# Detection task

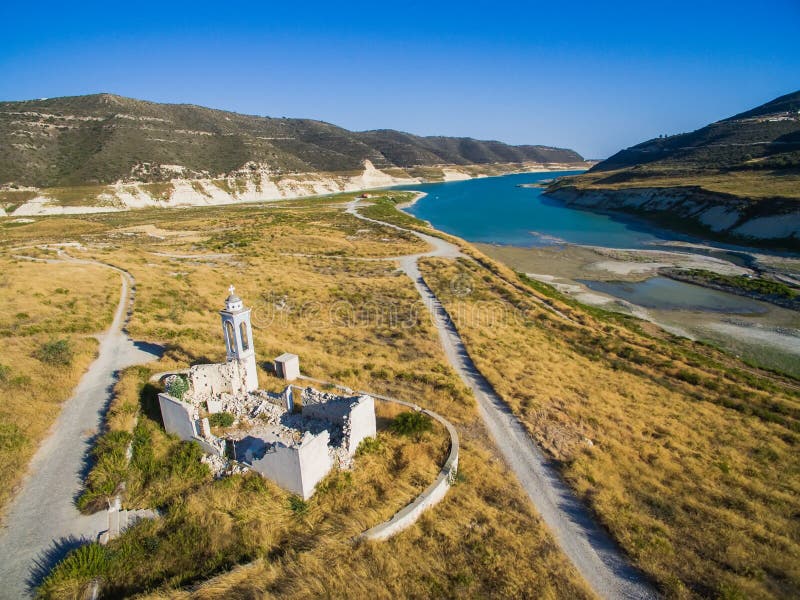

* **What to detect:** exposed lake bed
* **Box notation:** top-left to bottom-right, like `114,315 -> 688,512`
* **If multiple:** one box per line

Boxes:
396,172 -> 800,376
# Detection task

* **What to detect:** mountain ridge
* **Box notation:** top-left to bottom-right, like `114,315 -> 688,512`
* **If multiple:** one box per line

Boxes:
0,93 -> 585,189
545,90 -> 800,248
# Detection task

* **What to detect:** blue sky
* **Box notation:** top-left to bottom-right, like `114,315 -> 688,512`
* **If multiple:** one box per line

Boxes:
0,1 -> 797,158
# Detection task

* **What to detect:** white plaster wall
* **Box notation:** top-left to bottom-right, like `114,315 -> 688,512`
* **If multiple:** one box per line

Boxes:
275,355 -> 300,381
249,430 -> 333,499
250,445 -> 303,496
297,431 -> 334,499
189,360 -> 254,397
158,393 -> 198,440
346,396 -> 377,455
241,354 -> 259,392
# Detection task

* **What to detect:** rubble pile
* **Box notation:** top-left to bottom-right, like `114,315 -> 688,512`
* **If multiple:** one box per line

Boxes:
201,453 -> 249,479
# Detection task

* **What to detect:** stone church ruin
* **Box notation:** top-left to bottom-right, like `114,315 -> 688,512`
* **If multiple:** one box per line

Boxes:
157,286 -> 377,499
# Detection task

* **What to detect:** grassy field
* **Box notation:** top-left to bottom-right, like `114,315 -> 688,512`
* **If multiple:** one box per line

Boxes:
4,190 -> 799,598
0,254 -> 118,511
419,253 -> 800,599
1,192 -> 592,599
557,168 -> 800,200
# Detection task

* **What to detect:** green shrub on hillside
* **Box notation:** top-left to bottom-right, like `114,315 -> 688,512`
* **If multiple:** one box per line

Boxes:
33,339 -> 73,366
390,411 -> 433,440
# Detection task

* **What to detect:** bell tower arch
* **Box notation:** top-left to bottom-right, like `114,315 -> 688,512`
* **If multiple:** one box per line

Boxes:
219,285 -> 258,391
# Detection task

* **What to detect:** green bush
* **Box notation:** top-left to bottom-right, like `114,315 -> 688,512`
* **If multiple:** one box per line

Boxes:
34,338 -> 73,366
356,436 -> 383,455
676,369 -> 701,385
390,411 -> 433,440
208,412 -> 234,428
165,375 -> 189,400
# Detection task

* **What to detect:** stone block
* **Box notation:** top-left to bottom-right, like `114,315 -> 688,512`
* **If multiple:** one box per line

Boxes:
275,353 -> 300,381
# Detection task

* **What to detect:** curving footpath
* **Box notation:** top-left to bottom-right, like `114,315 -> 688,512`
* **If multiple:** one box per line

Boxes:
347,199 -> 657,599
296,376 -> 460,542
0,251 -> 161,599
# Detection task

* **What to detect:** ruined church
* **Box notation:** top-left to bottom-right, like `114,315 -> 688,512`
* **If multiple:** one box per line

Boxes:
157,286 -> 377,499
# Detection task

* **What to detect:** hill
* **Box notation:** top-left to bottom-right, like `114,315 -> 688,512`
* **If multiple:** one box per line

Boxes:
0,93 -> 583,188
546,90 -> 800,248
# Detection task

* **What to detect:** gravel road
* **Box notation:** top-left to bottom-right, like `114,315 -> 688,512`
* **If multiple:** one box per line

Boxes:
0,257 -> 161,599
349,199 -> 657,599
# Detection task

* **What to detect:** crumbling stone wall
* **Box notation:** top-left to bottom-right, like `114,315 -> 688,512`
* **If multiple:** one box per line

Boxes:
344,395 -> 376,455
250,430 -> 332,499
301,390 -> 376,456
188,360 -> 251,399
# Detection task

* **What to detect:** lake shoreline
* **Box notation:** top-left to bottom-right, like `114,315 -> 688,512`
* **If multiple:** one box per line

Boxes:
390,172 -> 799,376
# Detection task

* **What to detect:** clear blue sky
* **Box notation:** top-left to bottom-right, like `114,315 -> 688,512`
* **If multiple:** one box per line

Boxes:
1,0 -> 798,158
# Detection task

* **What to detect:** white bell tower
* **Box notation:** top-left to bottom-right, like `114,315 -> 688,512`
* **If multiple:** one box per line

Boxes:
220,285 -> 258,392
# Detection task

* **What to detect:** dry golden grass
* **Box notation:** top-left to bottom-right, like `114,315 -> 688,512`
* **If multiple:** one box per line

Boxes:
569,168 -> 800,199
9,189 -> 800,598
8,194 -> 591,598
0,256 -> 119,512
420,253 -> 800,599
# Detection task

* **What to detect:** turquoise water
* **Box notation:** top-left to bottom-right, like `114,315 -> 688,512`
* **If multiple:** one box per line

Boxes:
579,277 -> 769,314
396,171 -> 670,249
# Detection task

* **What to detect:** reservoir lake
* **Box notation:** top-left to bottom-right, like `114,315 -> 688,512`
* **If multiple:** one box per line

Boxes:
393,171 -> 800,375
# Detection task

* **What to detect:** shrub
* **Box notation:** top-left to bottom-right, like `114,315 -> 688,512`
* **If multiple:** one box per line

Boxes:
356,436 -> 383,455
34,338 -> 73,366
165,375 -> 189,400
390,411 -> 433,440
0,364 -> 10,383
676,369 -> 701,385
208,412 -> 234,428
39,542 -> 109,596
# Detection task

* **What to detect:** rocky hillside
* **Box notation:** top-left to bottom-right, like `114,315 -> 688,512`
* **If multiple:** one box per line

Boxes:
0,93 -> 583,188
545,90 -> 800,248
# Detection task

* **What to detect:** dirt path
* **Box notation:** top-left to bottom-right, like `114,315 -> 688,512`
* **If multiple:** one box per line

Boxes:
0,253 -> 161,599
347,200 -> 657,599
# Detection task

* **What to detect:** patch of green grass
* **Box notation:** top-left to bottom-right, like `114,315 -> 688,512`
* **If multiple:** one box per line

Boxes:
33,338 -> 73,366
670,269 -> 797,300
359,193 -> 431,229
208,412 -> 234,428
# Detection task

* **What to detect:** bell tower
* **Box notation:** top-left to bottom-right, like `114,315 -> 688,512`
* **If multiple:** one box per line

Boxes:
220,285 -> 258,392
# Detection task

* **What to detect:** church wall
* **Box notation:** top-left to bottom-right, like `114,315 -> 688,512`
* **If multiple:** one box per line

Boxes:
302,395 -> 377,456
296,431 -> 334,498
188,363 -> 234,397
250,444 -> 303,496
158,393 -> 198,441
302,398 -> 351,425
345,396 -> 377,455
249,430 -> 333,499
